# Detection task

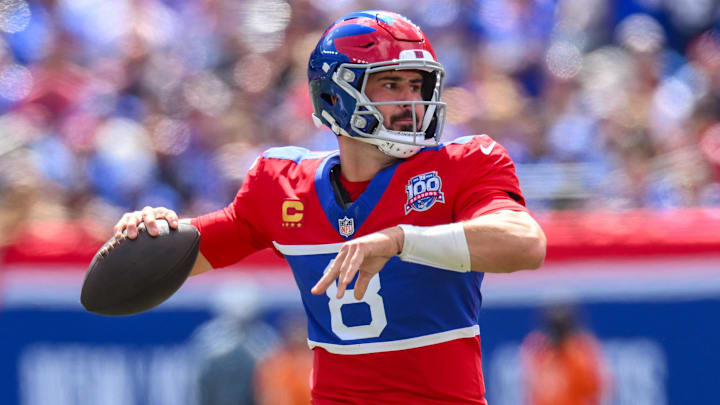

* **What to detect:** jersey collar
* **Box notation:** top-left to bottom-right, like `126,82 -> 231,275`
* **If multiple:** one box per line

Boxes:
315,153 -> 399,240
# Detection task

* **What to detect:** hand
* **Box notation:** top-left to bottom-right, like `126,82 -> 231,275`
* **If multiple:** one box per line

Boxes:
311,227 -> 403,300
113,206 -> 180,239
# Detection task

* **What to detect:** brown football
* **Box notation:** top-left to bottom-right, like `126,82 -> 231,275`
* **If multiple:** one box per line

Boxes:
80,220 -> 200,316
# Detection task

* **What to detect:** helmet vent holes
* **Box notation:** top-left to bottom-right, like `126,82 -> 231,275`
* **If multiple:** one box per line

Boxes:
360,42 -> 375,49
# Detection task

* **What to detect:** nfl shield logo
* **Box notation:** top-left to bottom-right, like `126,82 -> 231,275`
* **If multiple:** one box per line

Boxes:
338,216 -> 355,237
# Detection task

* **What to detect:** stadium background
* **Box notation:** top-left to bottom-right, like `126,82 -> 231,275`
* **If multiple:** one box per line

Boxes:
1,0 -> 719,404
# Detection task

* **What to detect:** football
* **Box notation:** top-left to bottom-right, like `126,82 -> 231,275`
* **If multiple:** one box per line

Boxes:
80,220 -> 200,316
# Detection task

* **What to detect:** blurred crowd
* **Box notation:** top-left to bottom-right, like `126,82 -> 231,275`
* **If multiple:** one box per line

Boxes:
1,0 -> 720,250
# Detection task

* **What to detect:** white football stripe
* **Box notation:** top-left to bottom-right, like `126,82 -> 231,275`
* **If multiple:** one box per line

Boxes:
273,241 -> 344,256
307,325 -> 480,355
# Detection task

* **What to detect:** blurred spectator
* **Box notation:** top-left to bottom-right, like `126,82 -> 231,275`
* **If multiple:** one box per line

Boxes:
197,341 -> 257,405
520,305 -> 609,405
254,311 -> 312,405
1,0 -> 720,260
192,283 -> 279,405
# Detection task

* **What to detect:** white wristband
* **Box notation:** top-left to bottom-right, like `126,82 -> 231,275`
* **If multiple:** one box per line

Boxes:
397,223 -> 471,272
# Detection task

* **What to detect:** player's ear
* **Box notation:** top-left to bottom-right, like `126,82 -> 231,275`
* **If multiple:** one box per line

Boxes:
330,95 -> 338,105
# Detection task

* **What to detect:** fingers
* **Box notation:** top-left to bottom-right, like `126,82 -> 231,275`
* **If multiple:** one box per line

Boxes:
142,206 -> 159,236
152,207 -> 179,229
125,212 -> 143,239
113,211 -> 142,239
354,272 -> 373,300
112,206 -> 180,240
163,209 -> 179,229
337,246 -> 362,299
311,245 -> 367,299
113,213 -> 132,239
311,257 -> 341,295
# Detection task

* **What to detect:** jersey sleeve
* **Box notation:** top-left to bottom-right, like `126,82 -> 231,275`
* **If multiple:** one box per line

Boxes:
453,136 -> 528,221
190,156 -> 272,269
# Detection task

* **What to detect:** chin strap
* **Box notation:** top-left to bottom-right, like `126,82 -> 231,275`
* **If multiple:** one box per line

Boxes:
313,112 -> 424,159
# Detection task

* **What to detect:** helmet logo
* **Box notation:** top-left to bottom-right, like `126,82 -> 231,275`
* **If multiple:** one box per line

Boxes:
399,49 -> 434,61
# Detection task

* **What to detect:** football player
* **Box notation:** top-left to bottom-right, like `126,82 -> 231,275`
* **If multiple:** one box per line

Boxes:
114,10 -> 546,404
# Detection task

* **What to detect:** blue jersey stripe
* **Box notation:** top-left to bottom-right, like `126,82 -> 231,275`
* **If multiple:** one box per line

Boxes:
314,153 -> 399,240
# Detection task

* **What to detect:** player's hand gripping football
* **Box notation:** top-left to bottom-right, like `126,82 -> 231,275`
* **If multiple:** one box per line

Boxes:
311,227 -> 404,300
113,206 -> 180,239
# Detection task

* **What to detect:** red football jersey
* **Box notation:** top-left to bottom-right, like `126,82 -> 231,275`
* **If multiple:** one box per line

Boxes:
192,135 -> 527,404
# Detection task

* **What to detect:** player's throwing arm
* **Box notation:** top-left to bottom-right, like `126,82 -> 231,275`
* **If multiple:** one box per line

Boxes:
312,210 -> 546,300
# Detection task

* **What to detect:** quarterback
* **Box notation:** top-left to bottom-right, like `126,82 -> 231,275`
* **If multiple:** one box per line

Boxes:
114,10 -> 546,404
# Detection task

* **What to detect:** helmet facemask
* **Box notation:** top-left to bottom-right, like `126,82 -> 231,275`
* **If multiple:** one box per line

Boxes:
330,55 -> 447,158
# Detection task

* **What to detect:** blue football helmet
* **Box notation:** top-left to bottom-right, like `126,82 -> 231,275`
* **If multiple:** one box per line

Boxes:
308,10 -> 446,158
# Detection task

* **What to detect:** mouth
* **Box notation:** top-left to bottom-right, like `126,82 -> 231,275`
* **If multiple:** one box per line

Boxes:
390,113 -> 417,130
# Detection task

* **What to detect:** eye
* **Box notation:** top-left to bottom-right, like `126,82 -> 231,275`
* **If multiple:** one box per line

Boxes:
383,82 -> 395,89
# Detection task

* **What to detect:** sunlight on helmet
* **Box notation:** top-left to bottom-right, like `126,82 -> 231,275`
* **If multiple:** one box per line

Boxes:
616,14 -> 665,54
545,41 -> 583,80
0,0 -> 31,33
183,72 -> 233,116
0,64 -> 33,101
148,115 -> 191,156
234,54 -> 273,94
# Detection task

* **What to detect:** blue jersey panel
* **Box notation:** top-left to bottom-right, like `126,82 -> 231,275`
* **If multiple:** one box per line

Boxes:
285,253 -> 484,346
315,154 -> 400,240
